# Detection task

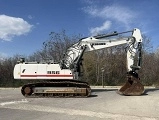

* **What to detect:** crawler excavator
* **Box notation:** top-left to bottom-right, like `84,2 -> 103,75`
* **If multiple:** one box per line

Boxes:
13,28 -> 144,97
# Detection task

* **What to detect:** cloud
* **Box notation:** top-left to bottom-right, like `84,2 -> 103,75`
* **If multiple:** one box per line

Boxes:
0,15 -> 33,41
83,4 -> 137,33
84,5 -> 135,25
90,21 -> 112,35
82,0 -> 99,5
28,15 -> 33,19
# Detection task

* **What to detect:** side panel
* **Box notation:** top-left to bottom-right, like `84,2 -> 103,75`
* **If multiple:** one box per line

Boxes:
45,64 -> 73,79
35,64 -> 47,79
20,64 -> 37,79
14,63 -> 73,80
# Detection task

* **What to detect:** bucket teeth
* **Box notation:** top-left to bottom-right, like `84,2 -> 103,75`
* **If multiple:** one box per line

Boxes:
117,73 -> 144,96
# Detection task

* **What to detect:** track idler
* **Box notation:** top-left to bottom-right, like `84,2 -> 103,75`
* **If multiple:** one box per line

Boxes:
117,71 -> 144,96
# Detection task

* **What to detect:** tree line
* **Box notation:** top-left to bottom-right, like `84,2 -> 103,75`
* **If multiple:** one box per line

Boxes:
0,30 -> 159,87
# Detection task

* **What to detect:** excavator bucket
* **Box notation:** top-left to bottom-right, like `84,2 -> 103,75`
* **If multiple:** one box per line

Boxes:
117,71 -> 144,96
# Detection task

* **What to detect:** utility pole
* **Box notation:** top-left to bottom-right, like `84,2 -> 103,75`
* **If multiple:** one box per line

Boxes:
101,67 -> 105,88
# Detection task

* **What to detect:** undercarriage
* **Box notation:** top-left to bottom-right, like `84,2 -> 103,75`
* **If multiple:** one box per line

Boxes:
21,80 -> 91,97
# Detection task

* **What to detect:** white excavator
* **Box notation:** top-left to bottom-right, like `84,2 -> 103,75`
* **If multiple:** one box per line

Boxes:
14,28 -> 144,97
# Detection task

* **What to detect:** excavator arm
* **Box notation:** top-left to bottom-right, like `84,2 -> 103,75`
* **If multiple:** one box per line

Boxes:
60,28 -> 144,95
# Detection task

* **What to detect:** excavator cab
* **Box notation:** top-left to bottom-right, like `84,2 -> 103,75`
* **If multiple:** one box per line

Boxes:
117,71 -> 144,96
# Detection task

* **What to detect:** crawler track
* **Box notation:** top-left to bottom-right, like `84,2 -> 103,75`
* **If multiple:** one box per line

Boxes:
21,80 -> 91,98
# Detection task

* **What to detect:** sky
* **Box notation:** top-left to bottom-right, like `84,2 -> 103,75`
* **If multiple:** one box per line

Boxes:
0,0 -> 159,57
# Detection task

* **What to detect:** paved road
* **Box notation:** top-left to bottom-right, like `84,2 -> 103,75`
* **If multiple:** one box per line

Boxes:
0,87 -> 159,120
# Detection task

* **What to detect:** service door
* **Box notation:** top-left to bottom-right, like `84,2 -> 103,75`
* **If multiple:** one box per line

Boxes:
20,64 -> 37,79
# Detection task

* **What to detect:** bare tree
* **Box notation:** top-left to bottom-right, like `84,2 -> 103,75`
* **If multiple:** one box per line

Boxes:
37,30 -> 81,62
